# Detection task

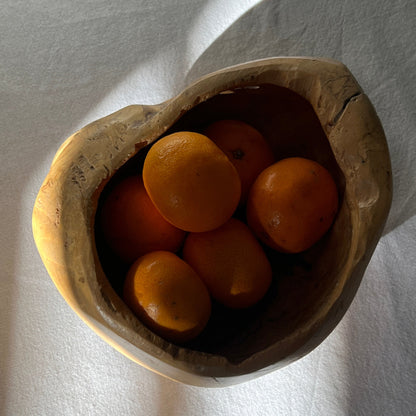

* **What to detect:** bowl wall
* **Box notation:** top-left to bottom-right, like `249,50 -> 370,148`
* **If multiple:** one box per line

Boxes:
33,57 -> 392,387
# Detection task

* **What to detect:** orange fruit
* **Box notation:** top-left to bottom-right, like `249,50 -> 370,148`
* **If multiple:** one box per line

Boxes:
246,157 -> 339,253
204,120 -> 275,202
123,251 -> 211,344
182,218 -> 272,309
100,176 -> 186,263
143,131 -> 241,232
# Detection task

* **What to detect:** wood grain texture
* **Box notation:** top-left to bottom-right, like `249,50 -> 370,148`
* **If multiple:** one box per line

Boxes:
32,57 -> 392,387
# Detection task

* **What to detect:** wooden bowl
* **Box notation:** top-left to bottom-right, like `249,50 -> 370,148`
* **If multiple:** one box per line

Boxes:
32,57 -> 392,387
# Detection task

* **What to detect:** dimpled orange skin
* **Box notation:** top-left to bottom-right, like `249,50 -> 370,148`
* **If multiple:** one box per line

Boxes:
142,132 -> 241,232
100,176 -> 186,263
182,218 -> 272,309
123,251 -> 212,344
204,120 -> 275,203
247,157 -> 339,254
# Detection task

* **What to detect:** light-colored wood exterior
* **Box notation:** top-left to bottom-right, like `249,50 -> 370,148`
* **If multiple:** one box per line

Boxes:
32,57 -> 392,387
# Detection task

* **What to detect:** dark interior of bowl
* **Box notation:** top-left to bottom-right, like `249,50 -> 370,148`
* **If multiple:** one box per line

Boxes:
94,84 -> 350,365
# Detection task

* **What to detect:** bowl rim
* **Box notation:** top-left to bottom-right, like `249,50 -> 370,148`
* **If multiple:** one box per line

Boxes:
32,56 -> 392,387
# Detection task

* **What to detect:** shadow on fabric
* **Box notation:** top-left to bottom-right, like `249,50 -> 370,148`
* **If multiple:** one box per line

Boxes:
174,0 -> 415,413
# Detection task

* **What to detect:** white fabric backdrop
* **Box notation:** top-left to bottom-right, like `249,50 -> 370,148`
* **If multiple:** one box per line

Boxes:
1,1 -> 415,415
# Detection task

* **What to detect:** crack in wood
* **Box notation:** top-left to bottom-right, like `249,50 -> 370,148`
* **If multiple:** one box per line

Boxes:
332,92 -> 362,125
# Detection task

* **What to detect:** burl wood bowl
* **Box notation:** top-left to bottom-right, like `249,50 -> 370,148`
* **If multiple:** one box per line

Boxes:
32,57 -> 392,387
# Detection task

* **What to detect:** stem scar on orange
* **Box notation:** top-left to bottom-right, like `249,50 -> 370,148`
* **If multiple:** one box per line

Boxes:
246,157 -> 339,253
123,251 -> 211,344
204,120 -> 275,203
182,218 -> 272,309
100,176 -> 186,263
142,131 -> 241,232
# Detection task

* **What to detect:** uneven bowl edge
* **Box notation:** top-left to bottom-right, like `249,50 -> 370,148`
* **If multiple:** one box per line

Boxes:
32,57 -> 392,387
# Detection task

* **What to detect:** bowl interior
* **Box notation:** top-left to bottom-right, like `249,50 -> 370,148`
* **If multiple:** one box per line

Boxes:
94,84 -> 351,365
